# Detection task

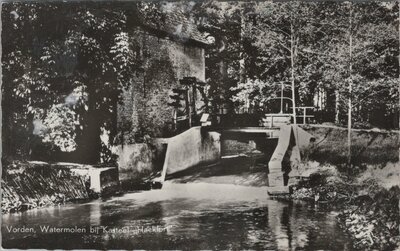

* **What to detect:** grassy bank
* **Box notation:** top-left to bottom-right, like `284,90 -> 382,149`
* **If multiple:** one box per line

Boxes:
1,161 -> 90,214
293,161 -> 400,250
293,126 -> 400,250
302,125 -> 399,166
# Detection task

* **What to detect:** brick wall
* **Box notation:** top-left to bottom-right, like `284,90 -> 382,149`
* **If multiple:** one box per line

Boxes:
117,30 -> 206,143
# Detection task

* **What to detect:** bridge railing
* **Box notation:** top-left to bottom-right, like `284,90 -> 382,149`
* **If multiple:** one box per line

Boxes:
175,105 -> 316,132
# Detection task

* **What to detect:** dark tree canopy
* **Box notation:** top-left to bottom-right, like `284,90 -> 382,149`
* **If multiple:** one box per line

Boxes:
2,1 -> 399,163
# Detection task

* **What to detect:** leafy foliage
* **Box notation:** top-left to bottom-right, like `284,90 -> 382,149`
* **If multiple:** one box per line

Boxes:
196,1 -> 398,128
2,2 -> 143,162
2,1 -> 399,162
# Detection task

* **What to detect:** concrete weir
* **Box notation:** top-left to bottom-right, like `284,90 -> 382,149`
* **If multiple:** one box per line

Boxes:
158,126 -> 221,182
157,125 -> 314,193
268,125 -> 314,192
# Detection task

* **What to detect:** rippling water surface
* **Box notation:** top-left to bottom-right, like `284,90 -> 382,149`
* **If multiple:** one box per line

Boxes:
2,182 -> 354,250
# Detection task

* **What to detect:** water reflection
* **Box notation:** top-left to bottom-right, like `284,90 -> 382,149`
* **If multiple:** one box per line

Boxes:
2,182 -> 354,250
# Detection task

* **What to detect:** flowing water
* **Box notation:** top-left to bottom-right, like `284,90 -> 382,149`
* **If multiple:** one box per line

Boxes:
2,182 -> 355,250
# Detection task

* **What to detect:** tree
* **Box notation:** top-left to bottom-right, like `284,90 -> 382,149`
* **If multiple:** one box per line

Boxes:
2,2 -> 146,163
192,1 -> 245,114
232,1 -> 320,120
232,1 -> 398,131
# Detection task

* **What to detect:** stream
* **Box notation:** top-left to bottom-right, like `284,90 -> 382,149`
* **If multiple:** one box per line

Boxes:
2,181 -> 355,250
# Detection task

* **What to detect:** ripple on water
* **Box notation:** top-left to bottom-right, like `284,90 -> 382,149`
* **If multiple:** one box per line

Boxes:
2,182 -> 355,250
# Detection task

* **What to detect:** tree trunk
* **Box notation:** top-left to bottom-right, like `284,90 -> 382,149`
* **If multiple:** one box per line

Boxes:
239,12 -> 246,85
75,84 -> 101,164
347,3 -> 353,166
240,11 -> 248,112
335,89 -> 340,124
290,19 -> 297,125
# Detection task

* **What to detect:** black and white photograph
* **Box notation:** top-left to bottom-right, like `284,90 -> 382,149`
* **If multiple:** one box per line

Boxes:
1,1 -> 400,250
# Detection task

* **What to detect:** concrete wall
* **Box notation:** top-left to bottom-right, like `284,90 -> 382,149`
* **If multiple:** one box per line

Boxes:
115,142 -> 167,185
117,28 -> 206,143
268,125 -> 315,187
161,127 -> 221,179
44,162 -> 119,195
295,125 -> 316,154
88,167 -> 119,194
